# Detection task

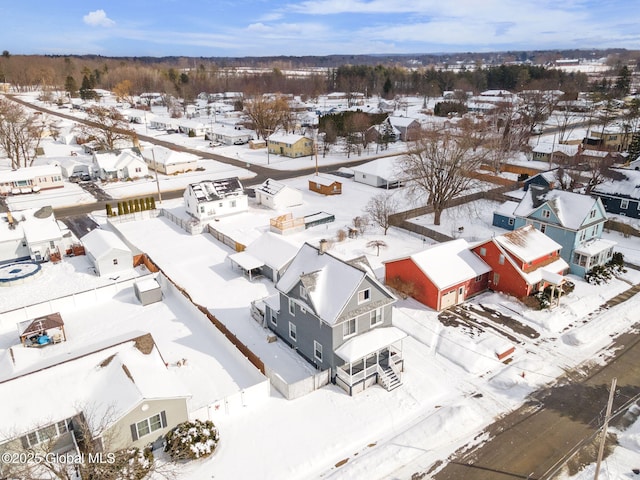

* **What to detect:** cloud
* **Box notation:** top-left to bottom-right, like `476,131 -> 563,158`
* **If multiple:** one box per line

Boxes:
83,10 -> 115,27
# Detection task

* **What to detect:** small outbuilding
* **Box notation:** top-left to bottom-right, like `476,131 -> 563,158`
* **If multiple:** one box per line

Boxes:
254,178 -> 303,209
81,229 -> 133,277
18,312 -> 66,347
134,276 -> 162,306
308,175 -> 342,195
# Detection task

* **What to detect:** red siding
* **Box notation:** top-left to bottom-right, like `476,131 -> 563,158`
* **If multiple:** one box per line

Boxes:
385,258 -> 488,311
473,241 -> 531,298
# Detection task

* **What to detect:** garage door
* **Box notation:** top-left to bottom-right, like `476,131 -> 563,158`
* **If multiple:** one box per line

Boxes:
440,289 -> 458,309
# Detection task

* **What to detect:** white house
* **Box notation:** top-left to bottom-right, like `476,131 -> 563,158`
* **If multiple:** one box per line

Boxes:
92,150 -> 148,181
81,228 -> 133,277
0,206 -> 72,264
206,124 -> 254,146
254,178 -> 303,209
0,165 -> 64,195
149,116 -> 180,132
141,146 -> 198,175
228,232 -> 299,282
183,178 -> 248,221
352,156 -> 406,188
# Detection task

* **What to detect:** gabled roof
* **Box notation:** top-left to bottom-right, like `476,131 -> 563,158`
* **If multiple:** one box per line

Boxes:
20,206 -> 62,243
388,239 -> 491,290
309,174 -> 341,186
0,334 -> 189,442
187,177 -> 244,202
531,144 -> 578,156
276,243 -> 394,325
514,188 -> 604,230
352,156 -> 405,181
493,225 -> 562,263
591,168 -> 640,200
268,132 -> 310,144
141,146 -> 197,166
387,116 -> 419,128
0,164 -> 62,181
81,228 -> 131,259
93,150 -> 143,172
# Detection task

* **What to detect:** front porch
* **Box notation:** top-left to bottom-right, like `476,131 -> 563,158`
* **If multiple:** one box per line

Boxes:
334,327 -> 406,396
571,239 -> 617,276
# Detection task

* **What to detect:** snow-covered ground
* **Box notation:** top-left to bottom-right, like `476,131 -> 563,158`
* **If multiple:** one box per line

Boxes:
2,92 -> 640,479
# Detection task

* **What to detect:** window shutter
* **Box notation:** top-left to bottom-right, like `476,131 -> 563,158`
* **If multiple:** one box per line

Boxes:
160,411 -> 167,428
130,424 -> 138,441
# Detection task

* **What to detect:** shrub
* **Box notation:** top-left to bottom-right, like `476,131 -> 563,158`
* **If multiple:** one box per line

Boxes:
164,419 -> 220,461
336,229 -> 347,242
585,254 -> 626,285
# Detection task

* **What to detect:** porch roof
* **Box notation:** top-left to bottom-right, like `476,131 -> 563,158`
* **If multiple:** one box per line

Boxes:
335,326 -> 406,363
228,251 -> 264,271
573,238 -> 617,256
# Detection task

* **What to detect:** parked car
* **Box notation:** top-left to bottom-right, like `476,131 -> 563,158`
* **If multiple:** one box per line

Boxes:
233,139 -> 248,145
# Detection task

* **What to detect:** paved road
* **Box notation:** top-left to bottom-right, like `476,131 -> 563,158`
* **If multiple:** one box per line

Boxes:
432,289 -> 640,480
6,95 -> 392,218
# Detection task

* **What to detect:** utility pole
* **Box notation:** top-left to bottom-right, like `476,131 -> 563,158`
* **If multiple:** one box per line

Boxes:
594,377 -> 617,480
144,111 -> 162,204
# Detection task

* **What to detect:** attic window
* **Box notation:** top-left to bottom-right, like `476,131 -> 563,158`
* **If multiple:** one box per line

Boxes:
589,209 -> 596,218
299,286 -> 307,299
479,247 -> 487,257
542,210 -> 550,218
358,288 -> 371,304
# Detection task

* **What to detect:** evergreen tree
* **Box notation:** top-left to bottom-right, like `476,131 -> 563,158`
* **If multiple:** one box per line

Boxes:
628,133 -> 640,162
64,76 -> 78,98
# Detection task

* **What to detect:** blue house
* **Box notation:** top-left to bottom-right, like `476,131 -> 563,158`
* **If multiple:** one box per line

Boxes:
264,241 -> 405,395
513,186 -> 616,277
492,200 -> 520,230
590,168 -> 640,219
523,168 -> 575,192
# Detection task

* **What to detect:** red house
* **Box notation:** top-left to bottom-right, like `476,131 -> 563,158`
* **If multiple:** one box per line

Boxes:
471,225 -> 568,299
384,239 -> 491,311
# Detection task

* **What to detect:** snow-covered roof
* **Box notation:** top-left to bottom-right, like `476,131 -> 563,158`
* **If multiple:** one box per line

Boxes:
0,164 -> 62,182
387,116 -> 419,128
255,178 -> 288,197
573,238 -> 617,256
398,239 -> 492,290
592,168 -> 640,199
532,143 -> 578,156
135,276 -> 161,293
93,150 -> 143,172
276,243 -> 393,326
141,146 -> 197,166
335,326 -> 407,363
268,132 -> 310,144
81,228 -> 131,259
309,174 -> 340,187
228,251 -> 264,271
494,225 -> 562,263
14,206 -> 62,244
494,200 -> 519,216
514,188 -> 603,230
0,335 -> 189,441
245,232 -> 298,270
352,156 -> 405,181
187,177 -> 244,202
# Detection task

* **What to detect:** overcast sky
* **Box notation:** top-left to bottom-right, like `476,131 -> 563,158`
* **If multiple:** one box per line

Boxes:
2,0 -> 639,57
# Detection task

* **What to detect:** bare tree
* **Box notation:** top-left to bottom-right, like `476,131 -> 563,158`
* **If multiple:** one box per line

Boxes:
243,95 -> 291,140
0,98 -> 48,169
400,128 -> 487,225
364,192 -> 400,235
113,79 -> 137,107
78,105 -> 137,151
366,239 -> 388,256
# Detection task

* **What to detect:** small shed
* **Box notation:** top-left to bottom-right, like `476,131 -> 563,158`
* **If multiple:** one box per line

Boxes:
18,313 -> 66,347
308,175 -> 342,195
134,277 -> 162,306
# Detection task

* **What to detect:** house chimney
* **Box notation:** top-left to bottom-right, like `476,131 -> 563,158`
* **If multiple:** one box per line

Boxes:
318,239 -> 328,254
530,184 -> 549,209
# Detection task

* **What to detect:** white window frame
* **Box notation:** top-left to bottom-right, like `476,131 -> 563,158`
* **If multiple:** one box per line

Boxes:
270,311 -> 277,326
542,210 -> 550,218
288,298 -> 295,316
134,412 -> 164,439
493,273 -> 500,285
289,322 -> 297,342
479,247 -> 487,256
621,199 -> 629,209
370,308 -> 383,327
299,285 -> 307,299
343,318 -> 356,339
314,340 -> 323,362
357,288 -> 371,304
541,224 -> 547,233
498,254 -> 505,265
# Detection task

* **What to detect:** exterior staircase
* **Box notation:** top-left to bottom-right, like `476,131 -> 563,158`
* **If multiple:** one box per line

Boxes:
377,365 -> 402,391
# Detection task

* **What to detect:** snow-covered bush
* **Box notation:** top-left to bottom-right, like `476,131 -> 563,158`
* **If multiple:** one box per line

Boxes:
164,419 -> 220,461
585,254 -> 626,285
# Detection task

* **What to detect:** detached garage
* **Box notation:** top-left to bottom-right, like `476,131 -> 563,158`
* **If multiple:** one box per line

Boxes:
81,229 -> 133,277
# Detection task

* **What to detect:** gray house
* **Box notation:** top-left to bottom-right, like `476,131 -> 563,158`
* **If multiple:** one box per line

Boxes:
264,241 -> 405,395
